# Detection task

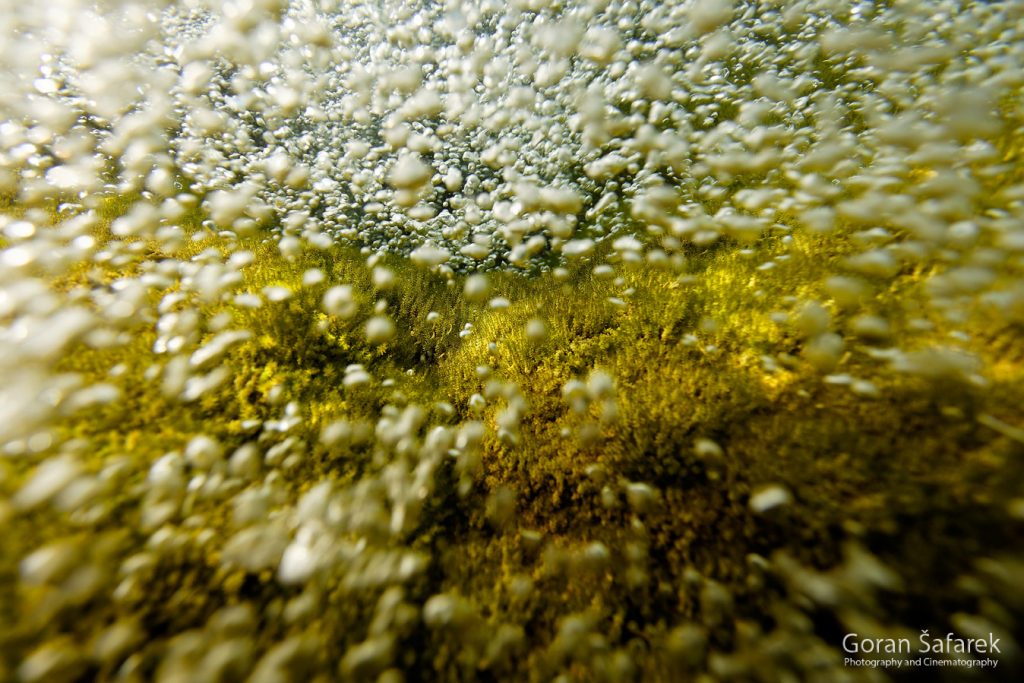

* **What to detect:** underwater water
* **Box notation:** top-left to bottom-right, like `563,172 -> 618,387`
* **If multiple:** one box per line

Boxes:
1,0 -> 1024,680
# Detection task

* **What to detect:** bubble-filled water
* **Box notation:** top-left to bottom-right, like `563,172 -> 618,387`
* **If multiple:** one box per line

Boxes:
2,0 -> 1024,680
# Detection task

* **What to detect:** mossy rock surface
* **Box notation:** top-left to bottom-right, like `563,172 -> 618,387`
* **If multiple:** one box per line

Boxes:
2,195 -> 1023,682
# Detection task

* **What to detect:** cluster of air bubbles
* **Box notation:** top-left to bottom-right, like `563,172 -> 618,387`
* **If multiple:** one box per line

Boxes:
3,0 -> 1021,274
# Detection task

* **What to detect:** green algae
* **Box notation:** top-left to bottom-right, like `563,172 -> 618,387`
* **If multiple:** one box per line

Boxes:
1,196 -> 1023,682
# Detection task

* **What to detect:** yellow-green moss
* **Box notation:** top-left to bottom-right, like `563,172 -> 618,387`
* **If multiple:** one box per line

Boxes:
2,193 -> 1024,681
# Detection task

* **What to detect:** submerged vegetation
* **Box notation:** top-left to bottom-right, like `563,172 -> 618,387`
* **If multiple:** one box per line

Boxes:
3,191 -> 1023,681
2,0 -> 1024,680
